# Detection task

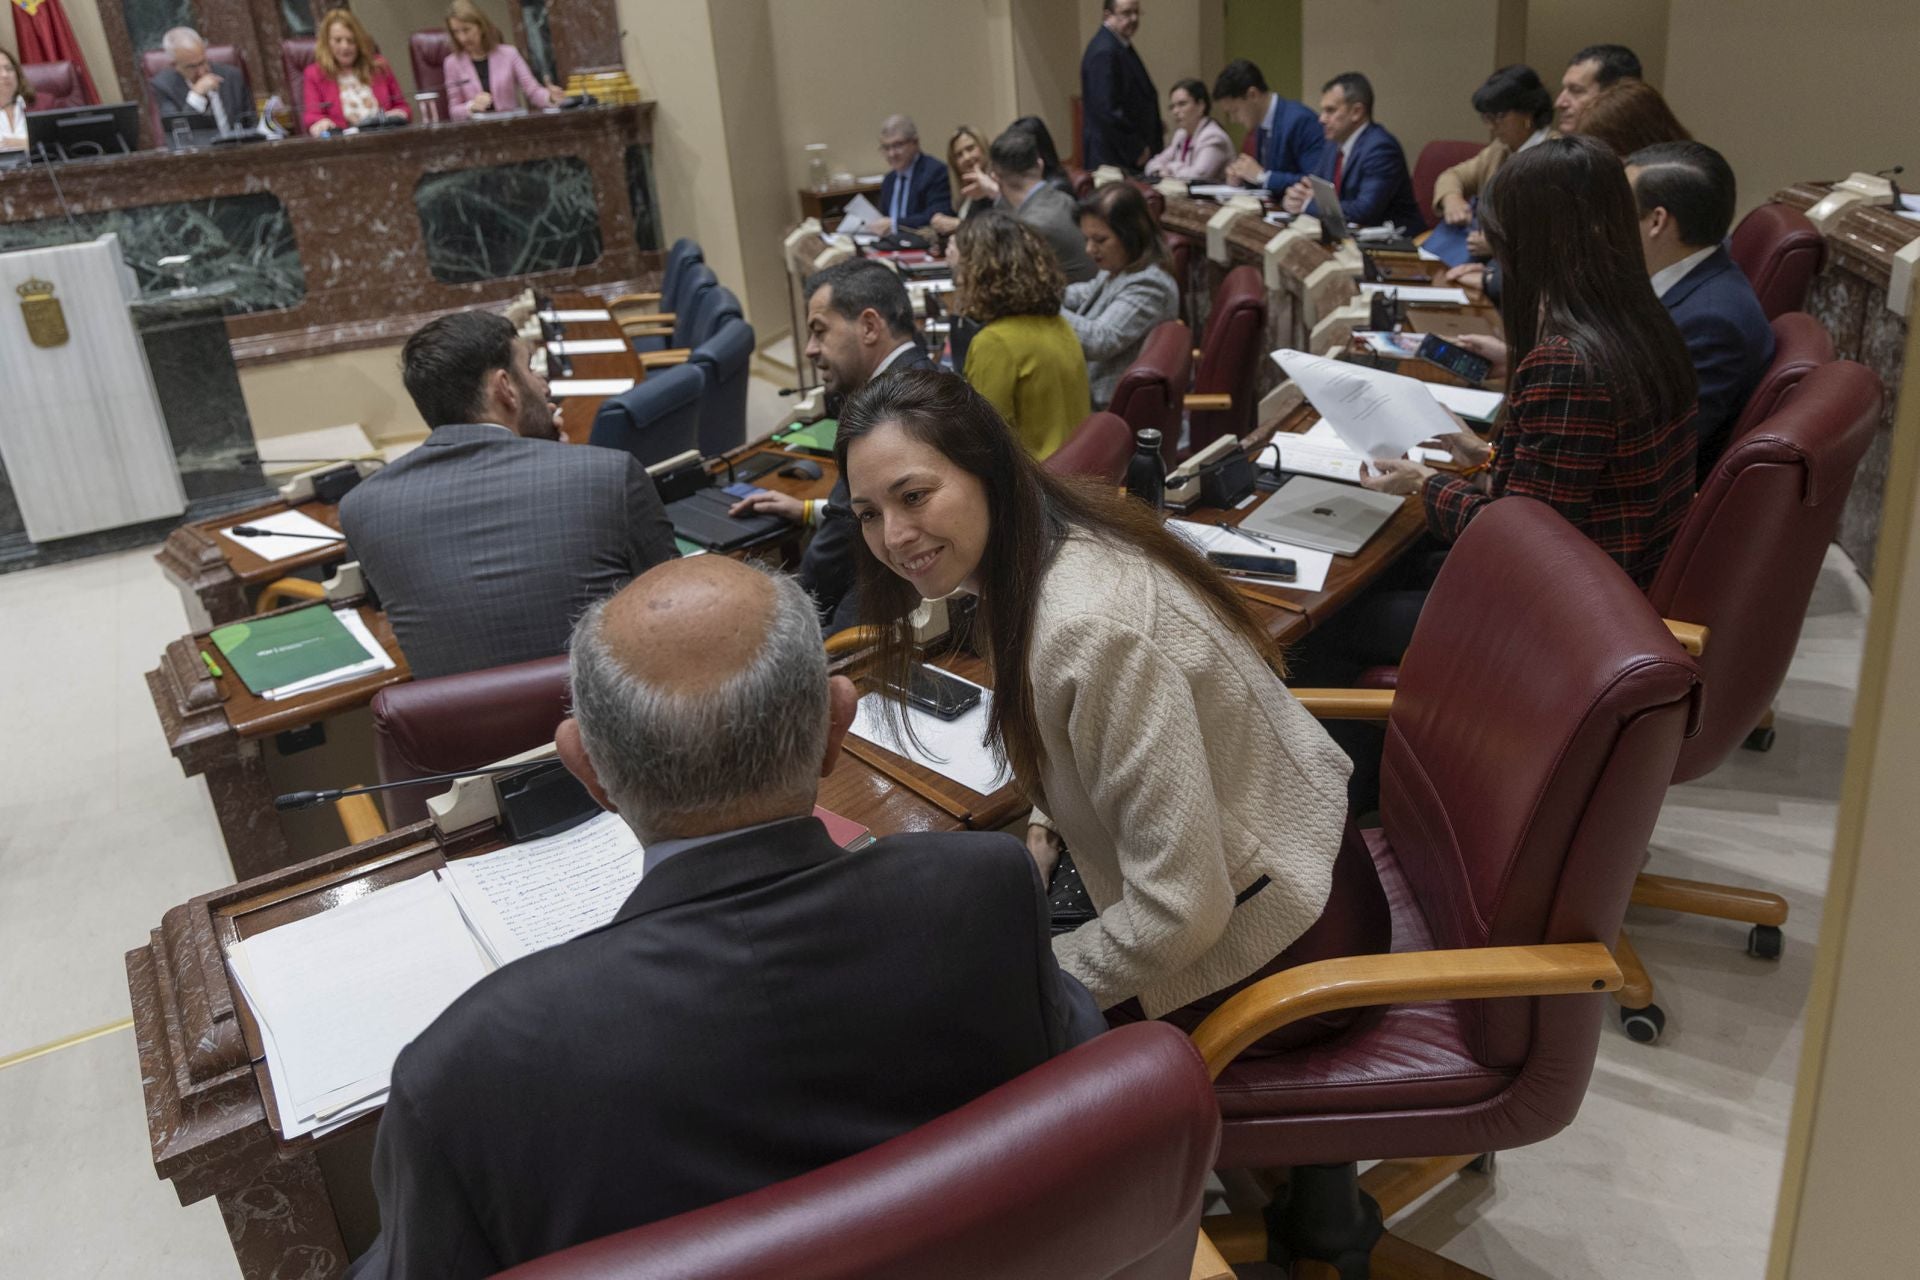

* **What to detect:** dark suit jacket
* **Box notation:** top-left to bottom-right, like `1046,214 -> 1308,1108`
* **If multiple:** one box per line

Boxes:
348,817 -> 1091,1280
803,346 -> 934,633
1660,246 -> 1775,482
1080,25 -> 1160,170
1255,94 -> 1329,194
1308,121 -> 1426,233
338,423 -> 677,679
877,151 -> 954,229
149,63 -> 252,128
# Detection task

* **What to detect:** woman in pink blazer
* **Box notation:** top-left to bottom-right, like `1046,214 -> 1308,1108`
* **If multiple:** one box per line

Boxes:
304,8 -> 410,135
1143,79 -> 1233,183
442,0 -> 562,121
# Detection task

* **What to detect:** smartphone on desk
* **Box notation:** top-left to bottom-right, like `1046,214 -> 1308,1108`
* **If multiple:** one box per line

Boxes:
891,663 -> 983,721
1206,549 -> 1298,582
1416,333 -> 1493,385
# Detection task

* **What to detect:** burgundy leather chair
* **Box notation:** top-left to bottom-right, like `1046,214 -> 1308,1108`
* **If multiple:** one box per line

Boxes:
408,28 -> 453,119
1729,202 -> 1826,320
1726,311 -> 1834,443
1162,232 -> 1193,321
1108,320 -> 1190,466
23,60 -> 89,110
1194,497 -> 1699,1274
495,1022 -> 1218,1280
280,37 -> 317,120
1188,265 -> 1266,458
1046,412 -> 1135,485
1067,165 -> 1096,200
141,44 -> 249,142
369,654 -> 571,828
1410,139 -> 1484,228
1609,359 -> 1882,1039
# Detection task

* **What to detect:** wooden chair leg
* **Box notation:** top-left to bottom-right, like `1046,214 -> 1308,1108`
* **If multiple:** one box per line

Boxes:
1631,872 -> 1790,927
1359,1155 -> 1477,1218
1613,930 -> 1654,1007
1192,1228 -> 1235,1280
1204,1209 -> 1270,1264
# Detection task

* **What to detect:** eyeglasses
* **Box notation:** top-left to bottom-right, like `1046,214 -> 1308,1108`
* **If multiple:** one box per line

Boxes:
878,139 -> 916,154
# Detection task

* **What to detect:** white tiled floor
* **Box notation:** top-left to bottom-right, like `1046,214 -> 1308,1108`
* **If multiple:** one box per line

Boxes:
0,540 -> 1867,1278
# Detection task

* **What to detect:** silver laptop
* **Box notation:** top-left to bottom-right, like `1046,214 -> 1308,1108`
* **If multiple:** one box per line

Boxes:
1240,475 -> 1401,556
1308,175 -> 1350,241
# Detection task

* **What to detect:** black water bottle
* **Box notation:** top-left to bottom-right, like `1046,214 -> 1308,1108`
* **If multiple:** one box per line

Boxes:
1124,428 -> 1167,510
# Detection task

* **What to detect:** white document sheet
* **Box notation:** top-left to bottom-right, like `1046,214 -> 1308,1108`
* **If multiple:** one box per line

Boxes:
850,676 -> 1012,796
1272,349 -> 1460,461
548,337 -> 629,355
260,608 -> 395,700
1358,282 -> 1471,305
1423,383 -> 1505,423
1169,518 -> 1333,592
538,308 -> 614,322
836,193 -> 885,233
548,378 -> 636,397
440,812 -> 645,966
219,508 -> 344,563
1190,184 -> 1256,201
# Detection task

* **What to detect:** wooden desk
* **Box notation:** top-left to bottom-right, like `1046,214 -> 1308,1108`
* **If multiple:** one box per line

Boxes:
157,498 -> 352,628
542,289 -> 649,437
799,179 -> 883,223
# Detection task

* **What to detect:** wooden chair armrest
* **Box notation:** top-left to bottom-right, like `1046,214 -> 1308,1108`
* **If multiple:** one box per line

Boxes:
1191,1230 -> 1235,1280
1664,618 -> 1708,656
637,348 -> 693,368
1292,688 -> 1394,720
611,309 -> 674,325
619,322 -> 675,338
257,577 -> 328,611
1185,393 -> 1233,411
607,291 -> 661,308
334,792 -> 389,845
824,625 -> 889,658
1189,942 -> 1622,1078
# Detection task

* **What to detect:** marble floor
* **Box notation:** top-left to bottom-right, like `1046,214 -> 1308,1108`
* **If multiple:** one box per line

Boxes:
0,523 -> 1867,1277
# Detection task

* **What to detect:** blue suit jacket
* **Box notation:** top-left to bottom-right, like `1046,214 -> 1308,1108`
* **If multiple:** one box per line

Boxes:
1306,122 -> 1426,233
1257,95 -> 1329,194
877,152 -> 954,229
1661,246 -> 1775,482
1080,25 -> 1161,169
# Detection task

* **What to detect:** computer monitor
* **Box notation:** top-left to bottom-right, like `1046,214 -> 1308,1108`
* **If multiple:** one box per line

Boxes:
26,103 -> 141,162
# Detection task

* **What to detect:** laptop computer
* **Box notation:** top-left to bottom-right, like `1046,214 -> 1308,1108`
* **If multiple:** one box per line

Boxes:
1239,475 -> 1402,556
665,487 -> 788,552
1308,175 -> 1350,243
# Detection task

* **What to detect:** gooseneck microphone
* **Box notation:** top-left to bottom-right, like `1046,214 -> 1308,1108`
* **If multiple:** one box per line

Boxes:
275,761 -> 550,811
229,525 -> 343,541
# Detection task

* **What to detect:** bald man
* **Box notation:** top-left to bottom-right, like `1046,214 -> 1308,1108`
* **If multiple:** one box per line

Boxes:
351,559 -> 1101,1280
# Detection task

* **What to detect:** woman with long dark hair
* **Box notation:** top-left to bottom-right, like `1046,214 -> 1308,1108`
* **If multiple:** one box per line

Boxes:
837,370 -> 1375,1034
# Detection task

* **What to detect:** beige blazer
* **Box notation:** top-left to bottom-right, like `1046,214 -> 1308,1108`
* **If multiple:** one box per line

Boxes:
1431,140 -> 1510,211
1028,535 -> 1351,1016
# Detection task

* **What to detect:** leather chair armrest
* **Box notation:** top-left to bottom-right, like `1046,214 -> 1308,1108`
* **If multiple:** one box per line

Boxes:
334,793 -> 389,844
637,348 -> 693,369
1292,688 -> 1395,720
257,577 -> 328,611
1184,393 -> 1234,411
1664,619 -> 1708,655
1189,942 -> 1622,1078
608,291 -> 662,308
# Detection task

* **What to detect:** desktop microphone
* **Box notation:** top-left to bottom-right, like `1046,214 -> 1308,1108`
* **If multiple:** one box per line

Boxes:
229,525 -> 343,541
274,760 -> 555,811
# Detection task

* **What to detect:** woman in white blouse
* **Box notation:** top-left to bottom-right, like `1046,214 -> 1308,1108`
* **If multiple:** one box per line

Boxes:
1143,78 -> 1231,183
0,50 -> 33,153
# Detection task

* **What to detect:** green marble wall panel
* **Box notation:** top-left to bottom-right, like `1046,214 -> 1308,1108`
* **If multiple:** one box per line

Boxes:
0,193 -> 304,314
280,0 -> 316,37
122,0 -> 198,55
624,144 -> 660,252
413,155 -> 602,284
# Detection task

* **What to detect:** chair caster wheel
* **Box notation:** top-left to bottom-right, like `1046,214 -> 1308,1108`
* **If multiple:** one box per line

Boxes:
1743,726 -> 1777,752
1747,924 -> 1784,960
1466,1152 -> 1496,1176
1620,1003 -> 1666,1044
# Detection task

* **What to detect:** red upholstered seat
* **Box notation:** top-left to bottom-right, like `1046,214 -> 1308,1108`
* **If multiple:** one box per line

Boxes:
22,60 -> 90,110
1190,265 -> 1266,457
1067,165 -> 1096,199
1163,232 -> 1193,321
1729,203 -> 1825,321
494,1022 -> 1218,1280
1727,311 -> 1834,444
370,654 -> 572,827
407,28 -> 453,119
141,44 -> 249,142
1410,139 -> 1483,229
1047,411 -> 1135,486
279,38 -> 316,119
1108,320 -> 1189,466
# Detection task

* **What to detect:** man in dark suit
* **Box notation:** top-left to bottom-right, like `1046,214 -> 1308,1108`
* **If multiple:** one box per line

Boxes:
348,557 -> 1101,1279
149,27 -> 253,134
869,114 -> 952,235
339,311 -> 677,679
1280,72 -> 1426,233
1629,140 -> 1775,481
1080,0 -> 1160,172
730,259 -> 930,632
1215,58 -> 1327,195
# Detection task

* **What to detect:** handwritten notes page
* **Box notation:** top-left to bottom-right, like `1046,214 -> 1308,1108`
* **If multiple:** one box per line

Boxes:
850,676 -> 1014,795
441,812 -> 646,965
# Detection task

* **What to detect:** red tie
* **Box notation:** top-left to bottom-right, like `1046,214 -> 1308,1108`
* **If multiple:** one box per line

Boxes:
1332,149 -> 1345,190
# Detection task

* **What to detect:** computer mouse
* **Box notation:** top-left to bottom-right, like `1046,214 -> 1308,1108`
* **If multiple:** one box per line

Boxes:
778,459 -> 824,481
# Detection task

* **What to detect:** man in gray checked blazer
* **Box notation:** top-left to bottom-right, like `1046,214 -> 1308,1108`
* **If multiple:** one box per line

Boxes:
341,312 -> 678,680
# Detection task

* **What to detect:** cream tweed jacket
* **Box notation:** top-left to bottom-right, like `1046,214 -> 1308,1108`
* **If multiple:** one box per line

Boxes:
1030,535 -> 1352,1016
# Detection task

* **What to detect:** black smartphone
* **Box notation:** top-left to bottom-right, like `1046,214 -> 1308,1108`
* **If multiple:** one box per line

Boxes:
894,663 -> 983,721
1206,550 -> 1298,582
1416,332 -> 1493,385
733,452 -> 786,483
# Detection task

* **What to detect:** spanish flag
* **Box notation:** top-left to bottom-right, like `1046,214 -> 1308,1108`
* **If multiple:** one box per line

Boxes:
11,0 -> 100,105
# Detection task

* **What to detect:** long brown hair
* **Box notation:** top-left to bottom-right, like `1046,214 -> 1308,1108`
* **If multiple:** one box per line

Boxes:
316,8 -> 386,81
1578,79 -> 1690,158
952,209 -> 1064,323
946,124 -> 989,205
1482,134 -> 1695,430
836,369 -> 1284,789
445,0 -> 503,56
1,49 -> 34,108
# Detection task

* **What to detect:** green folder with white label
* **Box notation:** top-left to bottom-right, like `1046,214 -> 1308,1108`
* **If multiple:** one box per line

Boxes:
210,606 -> 370,697
773,418 -> 839,457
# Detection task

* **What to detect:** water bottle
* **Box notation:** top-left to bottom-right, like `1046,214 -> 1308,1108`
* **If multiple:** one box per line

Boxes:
1124,429 -> 1166,510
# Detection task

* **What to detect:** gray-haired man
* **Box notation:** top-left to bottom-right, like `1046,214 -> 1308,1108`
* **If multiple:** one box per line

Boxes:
351,557 -> 1102,1280
869,111 -> 953,235
149,27 -> 252,135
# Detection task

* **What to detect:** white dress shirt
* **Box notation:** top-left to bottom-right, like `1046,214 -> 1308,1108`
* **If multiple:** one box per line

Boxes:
1,97 -> 29,151
1649,244 -> 1717,299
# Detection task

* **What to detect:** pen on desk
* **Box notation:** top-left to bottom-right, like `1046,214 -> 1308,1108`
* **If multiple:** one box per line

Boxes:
200,650 -> 224,678
1214,519 -> 1291,551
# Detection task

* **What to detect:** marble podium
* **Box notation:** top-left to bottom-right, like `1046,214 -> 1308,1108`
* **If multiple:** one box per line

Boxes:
0,235 -> 185,542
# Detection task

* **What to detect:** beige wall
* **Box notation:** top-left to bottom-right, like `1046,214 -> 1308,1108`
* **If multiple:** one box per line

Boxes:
1300,0 -> 1502,159
1011,0 -> 1081,149
710,0 -> 793,340
1665,0 -> 1920,217
1524,0 -> 1668,90
239,345 -> 423,445
2,0 -> 122,102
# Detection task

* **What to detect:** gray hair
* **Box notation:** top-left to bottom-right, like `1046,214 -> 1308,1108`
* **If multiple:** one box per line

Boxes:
880,113 -> 918,143
569,568 -> 829,835
162,27 -> 206,56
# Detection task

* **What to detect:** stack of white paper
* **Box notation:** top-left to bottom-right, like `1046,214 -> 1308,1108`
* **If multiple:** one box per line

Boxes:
220,509 -> 344,563
1271,348 -> 1461,461
548,378 -> 636,397
260,609 -> 395,700
1169,518 -> 1333,592
836,193 -> 885,233
1358,282 -> 1472,305
1258,421 -> 1449,484
1423,383 -> 1505,423
538,308 -> 613,323
1190,183 -> 1257,201
850,676 -> 1012,795
442,813 -> 644,966
547,337 -> 630,355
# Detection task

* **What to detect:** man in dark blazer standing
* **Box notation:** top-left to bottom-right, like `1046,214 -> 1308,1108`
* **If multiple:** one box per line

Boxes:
348,557 -> 1102,1279
1629,140 -> 1775,481
1281,72 -> 1426,233
870,114 -> 952,234
1080,0 -> 1160,172
339,311 -> 677,679
149,27 -> 253,133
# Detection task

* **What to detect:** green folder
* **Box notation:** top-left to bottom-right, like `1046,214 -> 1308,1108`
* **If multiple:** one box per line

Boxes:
210,606 -> 370,696
773,418 -> 839,457
673,536 -> 708,557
